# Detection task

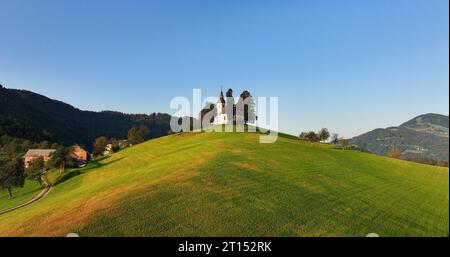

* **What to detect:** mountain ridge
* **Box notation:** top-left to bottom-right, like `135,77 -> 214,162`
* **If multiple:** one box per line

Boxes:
349,113 -> 449,161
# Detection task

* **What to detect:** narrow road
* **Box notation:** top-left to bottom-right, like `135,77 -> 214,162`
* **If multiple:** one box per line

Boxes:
0,175 -> 52,215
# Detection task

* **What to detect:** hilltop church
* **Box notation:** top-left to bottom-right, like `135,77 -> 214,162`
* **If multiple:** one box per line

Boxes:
212,87 -> 253,125
216,89 -> 228,124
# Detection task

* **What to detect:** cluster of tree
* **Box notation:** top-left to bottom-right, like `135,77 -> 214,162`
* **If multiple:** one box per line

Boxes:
326,132 -> 350,150
0,114 -> 54,143
387,147 -> 448,167
92,124 -> 149,158
92,136 -> 109,157
298,129 -> 351,150
0,135 -> 60,160
338,138 -> 349,150
405,157 -> 448,167
92,136 -> 125,157
299,128 -> 331,142
127,124 -> 150,145
236,90 -> 257,125
47,146 -> 78,174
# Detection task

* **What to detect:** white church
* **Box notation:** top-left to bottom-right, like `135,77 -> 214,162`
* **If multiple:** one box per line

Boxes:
216,88 -> 229,125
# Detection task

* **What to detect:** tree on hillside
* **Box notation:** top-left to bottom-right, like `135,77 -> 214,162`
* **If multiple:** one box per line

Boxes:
39,140 -> 51,149
299,131 -> 317,142
93,136 -> 109,157
236,90 -> 256,125
318,128 -> 330,142
225,88 -> 236,122
4,140 -> 22,158
128,125 -> 150,145
331,133 -> 339,144
25,156 -> 45,185
110,139 -> 121,153
226,88 -> 233,98
387,148 -> 402,159
48,146 -> 75,174
300,131 -> 320,142
22,140 -> 32,152
299,132 -> 307,140
200,102 -> 215,127
0,157 -> 25,198
339,138 -> 349,150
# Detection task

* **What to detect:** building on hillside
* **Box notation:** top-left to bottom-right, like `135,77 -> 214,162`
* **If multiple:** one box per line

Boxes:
103,140 -> 130,155
103,143 -> 113,156
118,139 -> 131,149
71,145 -> 88,161
24,149 -> 56,168
216,88 -> 228,125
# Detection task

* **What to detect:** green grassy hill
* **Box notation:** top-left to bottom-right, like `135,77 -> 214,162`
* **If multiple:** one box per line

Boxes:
0,180 -> 42,211
0,131 -> 448,236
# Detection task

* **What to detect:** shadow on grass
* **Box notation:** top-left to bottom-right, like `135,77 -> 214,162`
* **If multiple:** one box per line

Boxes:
52,156 -> 126,186
52,170 -> 82,186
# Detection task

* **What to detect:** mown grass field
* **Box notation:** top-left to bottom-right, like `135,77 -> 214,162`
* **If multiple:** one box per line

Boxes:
0,131 -> 448,236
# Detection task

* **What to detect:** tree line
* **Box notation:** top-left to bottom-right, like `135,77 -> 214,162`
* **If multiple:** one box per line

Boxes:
298,128 -> 349,150
92,124 -> 150,158
387,147 -> 448,167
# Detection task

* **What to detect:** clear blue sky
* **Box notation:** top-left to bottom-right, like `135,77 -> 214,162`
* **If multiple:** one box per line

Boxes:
0,0 -> 448,137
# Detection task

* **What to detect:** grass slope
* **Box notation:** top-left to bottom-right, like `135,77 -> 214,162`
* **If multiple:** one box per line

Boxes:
0,132 -> 448,236
0,180 -> 43,211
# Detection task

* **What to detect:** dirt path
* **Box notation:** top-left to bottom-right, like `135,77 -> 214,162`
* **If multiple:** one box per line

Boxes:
0,176 -> 52,215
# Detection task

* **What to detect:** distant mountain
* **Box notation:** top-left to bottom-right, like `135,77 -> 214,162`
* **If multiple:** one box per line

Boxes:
349,113 -> 449,161
0,84 -> 172,149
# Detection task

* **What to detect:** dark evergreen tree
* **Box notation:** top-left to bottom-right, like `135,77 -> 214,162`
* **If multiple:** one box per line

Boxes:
237,90 -> 256,125
225,88 -> 236,122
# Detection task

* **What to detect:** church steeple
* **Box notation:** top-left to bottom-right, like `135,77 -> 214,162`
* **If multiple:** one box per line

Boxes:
218,86 -> 225,104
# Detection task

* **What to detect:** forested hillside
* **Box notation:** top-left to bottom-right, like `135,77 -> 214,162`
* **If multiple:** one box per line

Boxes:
349,113 -> 449,162
0,85 -> 172,149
